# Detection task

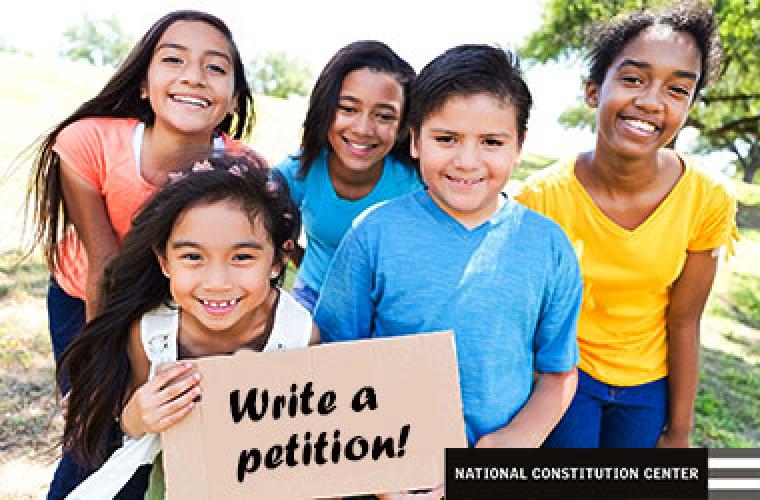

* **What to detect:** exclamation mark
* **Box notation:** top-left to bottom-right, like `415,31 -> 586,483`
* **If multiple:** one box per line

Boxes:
397,424 -> 411,458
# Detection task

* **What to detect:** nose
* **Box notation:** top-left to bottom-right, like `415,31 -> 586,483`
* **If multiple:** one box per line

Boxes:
454,140 -> 480,170
203,263 -> 232,291
350,111 -> 374,136
180,61 -> 207,87
634,84 -> 663,112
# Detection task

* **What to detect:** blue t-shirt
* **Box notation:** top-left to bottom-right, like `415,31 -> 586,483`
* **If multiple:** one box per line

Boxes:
276,149 -> 422,293
314,190 -> 582,445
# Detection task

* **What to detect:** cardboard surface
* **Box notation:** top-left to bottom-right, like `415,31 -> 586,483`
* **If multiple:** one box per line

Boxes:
162,331 -> 466,499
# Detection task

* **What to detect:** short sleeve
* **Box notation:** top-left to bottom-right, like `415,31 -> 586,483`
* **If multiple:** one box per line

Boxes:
274,154 -> 305,205
313,226 -> 375,343
689,180 -> 738,255
534,229 -> 582,372
52,119 -> 106,187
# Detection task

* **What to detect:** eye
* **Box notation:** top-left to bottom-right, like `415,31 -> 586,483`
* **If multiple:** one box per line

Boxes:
337,104 -> 357,114
434,135 -> 455,144
483,138 -> 504,147
232,253 -> 254,262
376,112 -> 398,122
668,86 -> 691,98
621,75 -> 643,85
161,55 -> 183,65
179,252 -> 202,262
206,63 -> 227,75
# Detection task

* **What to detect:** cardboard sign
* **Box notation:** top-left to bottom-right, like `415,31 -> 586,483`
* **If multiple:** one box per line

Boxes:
162,331 -> 467,499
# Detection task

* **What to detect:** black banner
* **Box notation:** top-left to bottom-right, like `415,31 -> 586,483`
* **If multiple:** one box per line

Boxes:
445,448 -> 707,499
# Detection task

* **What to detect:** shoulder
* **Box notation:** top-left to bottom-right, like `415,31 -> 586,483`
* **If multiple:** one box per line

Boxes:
353,192 -> 419,230
517,157 -> 576,198
56,117 -> 137,147
681,155 -> 735,201
508,199 -> 572,243
274,152 -> 305,178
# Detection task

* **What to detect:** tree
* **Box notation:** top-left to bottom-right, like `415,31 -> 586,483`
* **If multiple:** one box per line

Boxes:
248,51 -> 312,99
521,0 -> 760,183
61,15 -> 133,68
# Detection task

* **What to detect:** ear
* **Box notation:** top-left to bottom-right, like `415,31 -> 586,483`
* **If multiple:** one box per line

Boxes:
410,128 -> 420,159
227,91 -> 239,116
140,80 -> 149,100
154,247 -> 170,278
584,79 -> 599,109
270,260 -> 283,280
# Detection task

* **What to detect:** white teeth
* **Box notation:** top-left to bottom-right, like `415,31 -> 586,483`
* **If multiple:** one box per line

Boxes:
172,95 -> 210,108
201,299 -> 239,307
447,175 -> 482,185
625,118 -> 657,132
345,139 -> 373,151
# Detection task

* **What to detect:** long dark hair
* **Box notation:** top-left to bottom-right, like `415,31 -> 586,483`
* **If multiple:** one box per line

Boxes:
27,10 -> 254,274
297,40 -> 416,178
58,152 -> 299,467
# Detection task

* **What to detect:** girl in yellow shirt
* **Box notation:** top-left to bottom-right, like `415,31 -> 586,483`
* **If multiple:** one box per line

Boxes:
517,1 -> 737,448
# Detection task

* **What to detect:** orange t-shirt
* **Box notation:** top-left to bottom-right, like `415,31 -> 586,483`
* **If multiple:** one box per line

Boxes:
52,117 -> 247,299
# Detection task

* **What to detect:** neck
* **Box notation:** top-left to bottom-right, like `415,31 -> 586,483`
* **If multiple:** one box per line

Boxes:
585,145 -> 662,195
327,151 -> 384,201
142,125 -> 216,182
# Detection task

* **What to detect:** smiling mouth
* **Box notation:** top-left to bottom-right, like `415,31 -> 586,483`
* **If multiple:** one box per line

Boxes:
171,94 -> 211,108
621,117 -> 659,134
343,137 -> 378,154
445,174 -> 484,186
198,298 -> 241,315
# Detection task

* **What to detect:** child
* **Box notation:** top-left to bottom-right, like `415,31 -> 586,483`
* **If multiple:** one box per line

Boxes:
516,0 -> 737,448
59,153 -> 317,498
275,41 -> 422,312
314,45 -> 582,495
27,11 -> 259,497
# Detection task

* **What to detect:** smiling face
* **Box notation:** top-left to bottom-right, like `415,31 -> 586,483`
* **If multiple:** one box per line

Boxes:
412,93 -> 521,229
157,199 -> 279,337
143,20 -> 237,141
326,67 -> 404,177
587,25 -> 701,160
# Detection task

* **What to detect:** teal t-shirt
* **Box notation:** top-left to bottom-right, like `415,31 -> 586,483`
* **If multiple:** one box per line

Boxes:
275,149 -> 422,293
315,190 -> 582,445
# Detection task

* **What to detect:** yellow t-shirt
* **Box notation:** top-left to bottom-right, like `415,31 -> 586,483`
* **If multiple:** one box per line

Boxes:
516,154 -> 737,386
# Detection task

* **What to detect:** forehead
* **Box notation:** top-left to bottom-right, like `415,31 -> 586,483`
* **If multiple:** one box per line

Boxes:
339,68 -> 404,103
170,200 -> 267,242
156,20 -> 232,55
611,25 -> 701,75
423,93 -> 517,130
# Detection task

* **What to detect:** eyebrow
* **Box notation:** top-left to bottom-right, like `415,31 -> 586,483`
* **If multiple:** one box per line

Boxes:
618,59 -> 698,81
156,42 -> 231,62
339,95 -> 399,113
428,128 -> 511,137
171,241 -> 263,250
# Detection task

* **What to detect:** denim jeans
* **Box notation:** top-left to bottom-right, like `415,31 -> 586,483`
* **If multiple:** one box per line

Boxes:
543,369 -> 668,448
291,277 -> 320,313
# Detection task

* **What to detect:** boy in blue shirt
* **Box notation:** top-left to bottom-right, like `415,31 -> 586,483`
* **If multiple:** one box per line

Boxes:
315,45 -> 582,453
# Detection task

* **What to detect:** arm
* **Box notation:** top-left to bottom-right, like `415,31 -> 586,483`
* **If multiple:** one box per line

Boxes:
476,370 -> 577,448
59,160 -> 119,320
657,249 -> 718,448
120,321 -> 202,438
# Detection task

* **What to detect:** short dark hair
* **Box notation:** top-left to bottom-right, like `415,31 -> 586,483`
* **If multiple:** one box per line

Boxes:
588,0 -> 721,96
297,40 -> 416,177
407,44 -> 532,147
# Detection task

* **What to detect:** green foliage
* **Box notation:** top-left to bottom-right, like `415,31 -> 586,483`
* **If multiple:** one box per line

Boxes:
558,104 -> 597,132
521,0 -> 760,183
248,52 -> 312,99
60,15 -> 133,67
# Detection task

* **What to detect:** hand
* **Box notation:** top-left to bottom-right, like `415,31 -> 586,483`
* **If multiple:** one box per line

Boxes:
121,362 -> 202,437
656,428 -> 691,448
378,484 -> 444,499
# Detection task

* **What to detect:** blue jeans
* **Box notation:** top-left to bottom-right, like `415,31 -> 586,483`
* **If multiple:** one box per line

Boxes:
543,370 -> 668,448
291,278 -> 319,313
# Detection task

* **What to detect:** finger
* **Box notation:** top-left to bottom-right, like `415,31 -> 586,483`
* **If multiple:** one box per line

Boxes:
155,400 -> 197,432
150,362 -> 195,391
157,370 -> 202,403
159,385 -> 202,415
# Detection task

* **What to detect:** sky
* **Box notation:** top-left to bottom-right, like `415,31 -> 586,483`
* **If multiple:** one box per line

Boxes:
1,0 -> 598,157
